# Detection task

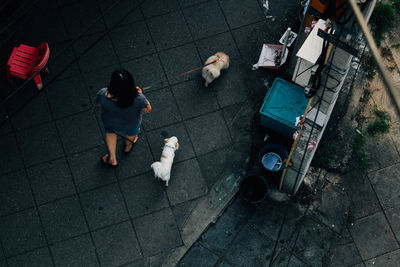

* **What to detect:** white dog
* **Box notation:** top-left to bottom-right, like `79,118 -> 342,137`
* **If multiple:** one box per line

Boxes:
150,136 -> 179,186
201,52 -> 230,87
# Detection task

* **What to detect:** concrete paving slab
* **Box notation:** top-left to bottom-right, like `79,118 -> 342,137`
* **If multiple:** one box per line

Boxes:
16,122 -> 64,167
177,243 -> 219,267
79,183 -> 129,230
365,134 -> 400,172
369,163 -> 400,209
0,208 -> 46,257
172,198 -> 203,231
98,0 -> 143,29
7,247 -> 53,267
26,159 -> 76,205
45,41 -> 80,81
142,87 -> 182,131
0,170 -> 34,216
185,111 -> 231,156
122,54 -> 168,92
141,0 -> 180,19
92,221 -> 142,266
73,33 -> 119,73
147,11 -> 192,51
133,208 -> 182,257
56,110 -> 103,155
349,211 -> 399,260
327,242 -> 363,267
158,43 -> 202,85
365,249 -> 400,266
390,121 -> 400,154
50,234 -> 99,267
11,93 -> 52,131
195,32 -> 242,64
110,21 -> 155,63
171,79 -> 219,120
120,172 -> 170,218
46,77 -> 91,119
146,122 -> 195,163
385,206 -> 400,241
166,159 -> 208,205
67,146 -> 117,192
183,0 -> 229,40
219,0 -> 263,29
0,133 -> 23,175
38,196 -> 88,243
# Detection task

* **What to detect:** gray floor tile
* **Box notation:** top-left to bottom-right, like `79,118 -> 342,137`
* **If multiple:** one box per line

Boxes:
110,21 -> 155,63
11,93 -> 52,130
7,247 -> 53,267
80,183 -> 129,230
45,41 -> 80,81
46,77 -> 91,119
147,11 -> 192,51
215,260 -> 233,267
0,170 -> 34,216
224,225 -> 274,266
146,122 -> 195,163
0,261 -> 5,267
201,204 -> 248,251
50,233 -> 99,267
369,163 -> 400,209
178,243 -> 219,267
222,100 -> 254,136
183,0 -> 229,40
185,111 -> 231,156
366,135 -> 400,171
16,122 -> 64,167
120,172 -> 169,218
172,198 -> 201,230
0,209 -> 46,257
171,79 -> 219,120
39,196 -> 88,243
328,242 -> 363,267
83,64 -> 119,105
68,146 -> 117,192
0,133 -> 23,175
270,247 -> 308,267
196,32 -> 242,63
390,121 -> 400,153
141,0 -> 180,18
178,0 -> 208,8
115,136 -> 154,179
99,0 -> 143,29
350,211 -> 399,260
121,54 -> 168,92
27,158 -> 75,205
56,110 -> 103,155
92,221 -> 142,266
219,0 -> 264,29
197,146 -> 232,188
385,206 -> 400,241
142,87 -> 182,131
60,1 -> 105,39
365,249 -> 400,266
166,159 -> 208,205
133,208 -> 182,256
158,43 -> 202,85
0,119 -> 13,136
74,33 -> 119,73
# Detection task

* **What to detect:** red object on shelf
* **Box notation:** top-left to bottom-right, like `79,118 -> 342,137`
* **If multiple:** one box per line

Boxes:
6,42 -> 50,90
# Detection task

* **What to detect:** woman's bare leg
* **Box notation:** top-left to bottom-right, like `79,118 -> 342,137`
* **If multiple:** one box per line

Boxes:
104,133 -> 118,165
125,135 -> 138,152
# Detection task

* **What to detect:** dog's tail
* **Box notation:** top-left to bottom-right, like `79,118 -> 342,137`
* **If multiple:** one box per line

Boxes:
150,162 -> 162,177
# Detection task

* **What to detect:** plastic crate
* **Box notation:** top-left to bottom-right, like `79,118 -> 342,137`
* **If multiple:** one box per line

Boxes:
259,78 -> 308,137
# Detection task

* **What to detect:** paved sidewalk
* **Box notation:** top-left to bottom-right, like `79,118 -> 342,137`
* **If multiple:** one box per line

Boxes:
0,0 -> 300,266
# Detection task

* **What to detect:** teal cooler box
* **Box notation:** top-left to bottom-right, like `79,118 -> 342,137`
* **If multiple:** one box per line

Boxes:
259,78 -> 308,137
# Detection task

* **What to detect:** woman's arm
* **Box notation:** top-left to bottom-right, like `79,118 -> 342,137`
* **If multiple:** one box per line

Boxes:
137,86 -> 152,114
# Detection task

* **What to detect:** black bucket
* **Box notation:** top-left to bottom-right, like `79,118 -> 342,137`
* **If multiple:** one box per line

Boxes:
239,175 -> 268,204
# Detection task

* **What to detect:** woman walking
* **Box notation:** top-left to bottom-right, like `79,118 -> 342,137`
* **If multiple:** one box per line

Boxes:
97,69 -> 151,167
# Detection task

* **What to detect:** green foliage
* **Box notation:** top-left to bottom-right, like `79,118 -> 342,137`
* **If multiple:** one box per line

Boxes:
352,132 -> 369,170
366,109 -> 391,136
312,141 -> 339,169
391,43 -> 400,48
361,54 -> 376,80
381,46 -> 393,57
392,0 -> 400,13
370,3 -> 396,46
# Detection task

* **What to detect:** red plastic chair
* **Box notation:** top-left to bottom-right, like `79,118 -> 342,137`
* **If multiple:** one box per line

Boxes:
6,42 -> 50,90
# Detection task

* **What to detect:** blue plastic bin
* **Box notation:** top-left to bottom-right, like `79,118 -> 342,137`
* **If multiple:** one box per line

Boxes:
259,78 -> 308,137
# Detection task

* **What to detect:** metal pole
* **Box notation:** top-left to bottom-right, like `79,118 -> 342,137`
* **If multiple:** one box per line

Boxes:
348,0 -> 400,116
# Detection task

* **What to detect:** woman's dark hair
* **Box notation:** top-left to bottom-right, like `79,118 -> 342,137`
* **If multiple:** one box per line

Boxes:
107,69 -> 138,108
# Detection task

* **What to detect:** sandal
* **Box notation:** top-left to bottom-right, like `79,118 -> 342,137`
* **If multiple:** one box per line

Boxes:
101,154 -> 118,167
124,136 -> 138,153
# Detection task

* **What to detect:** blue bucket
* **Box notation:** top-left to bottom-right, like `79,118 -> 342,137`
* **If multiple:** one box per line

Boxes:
258,144 -> 288,172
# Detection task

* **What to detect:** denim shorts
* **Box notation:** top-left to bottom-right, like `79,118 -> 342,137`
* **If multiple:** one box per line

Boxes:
104,122 -> 141,137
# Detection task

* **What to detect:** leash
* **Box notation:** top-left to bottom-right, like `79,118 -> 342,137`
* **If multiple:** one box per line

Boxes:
142,59 -> 218,91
